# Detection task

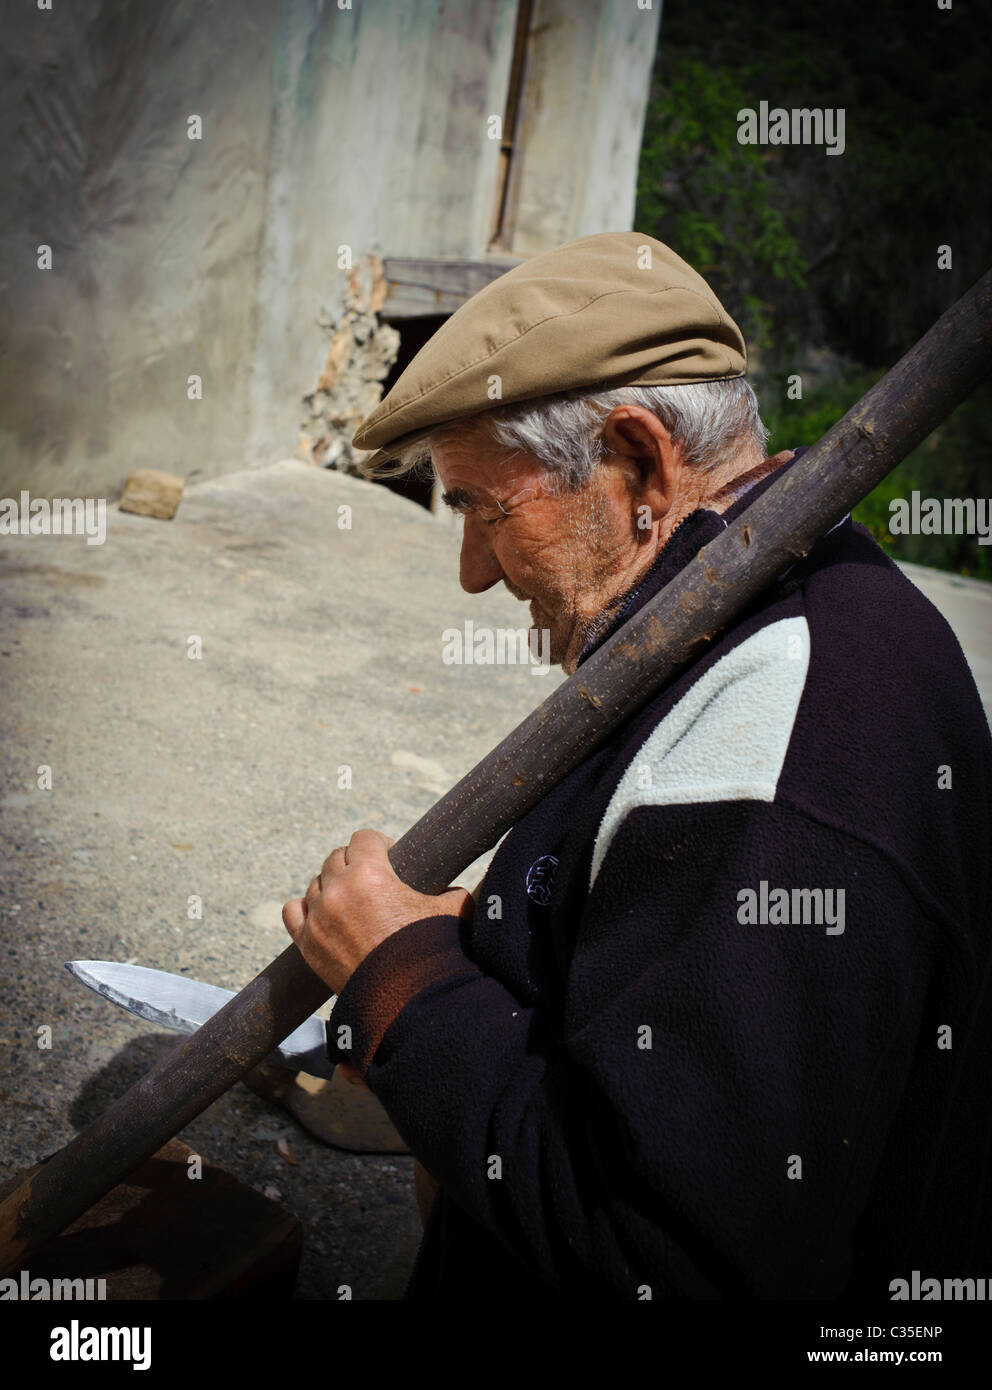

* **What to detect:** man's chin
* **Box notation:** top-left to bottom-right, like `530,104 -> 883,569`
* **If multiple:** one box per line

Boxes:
528,600 -> 570,668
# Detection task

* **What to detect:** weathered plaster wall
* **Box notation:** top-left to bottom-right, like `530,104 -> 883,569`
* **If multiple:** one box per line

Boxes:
249,0 -> 519,477
0,0 -> 282,497
0,0 -> 659,499
505,0 -> 661,256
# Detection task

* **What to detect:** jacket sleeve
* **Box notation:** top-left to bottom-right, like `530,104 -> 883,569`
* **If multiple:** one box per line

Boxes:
329,796 -> 945,1296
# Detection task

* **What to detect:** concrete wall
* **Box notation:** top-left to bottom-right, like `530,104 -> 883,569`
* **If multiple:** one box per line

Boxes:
253,0 -> 519,475
505,0 -> 660,256
0,0 -> 285,498
0,0 -> 660,500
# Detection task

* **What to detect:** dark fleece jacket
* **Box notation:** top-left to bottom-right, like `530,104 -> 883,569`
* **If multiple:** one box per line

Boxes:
331,450 -> 992,1299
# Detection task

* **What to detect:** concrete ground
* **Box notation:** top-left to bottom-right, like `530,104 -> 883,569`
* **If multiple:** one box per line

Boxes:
0,460 -> 560,1299
1,462 -> 989,1299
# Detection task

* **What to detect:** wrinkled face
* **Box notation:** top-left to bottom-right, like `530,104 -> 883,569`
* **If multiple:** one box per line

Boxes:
432,431 -> 648,672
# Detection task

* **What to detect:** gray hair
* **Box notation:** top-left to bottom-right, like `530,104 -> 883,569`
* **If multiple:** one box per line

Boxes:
368,377 -> 769,491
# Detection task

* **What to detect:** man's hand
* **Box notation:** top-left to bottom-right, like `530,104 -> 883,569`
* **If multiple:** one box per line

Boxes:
282,829 -> 473,998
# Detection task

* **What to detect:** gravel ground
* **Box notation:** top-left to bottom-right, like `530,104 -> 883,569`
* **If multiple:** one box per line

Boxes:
0,460 -> 560,1299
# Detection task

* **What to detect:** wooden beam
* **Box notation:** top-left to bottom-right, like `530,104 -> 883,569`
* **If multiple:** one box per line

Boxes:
381,257 -> 519,319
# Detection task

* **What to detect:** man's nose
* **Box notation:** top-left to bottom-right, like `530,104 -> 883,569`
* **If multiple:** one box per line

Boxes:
459,517 -> 503,593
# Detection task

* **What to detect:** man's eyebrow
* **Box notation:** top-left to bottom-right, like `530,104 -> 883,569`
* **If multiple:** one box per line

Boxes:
440,487 -> 482,512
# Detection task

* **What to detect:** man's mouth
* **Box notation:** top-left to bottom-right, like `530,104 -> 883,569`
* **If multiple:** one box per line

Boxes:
502,582 -> 553,630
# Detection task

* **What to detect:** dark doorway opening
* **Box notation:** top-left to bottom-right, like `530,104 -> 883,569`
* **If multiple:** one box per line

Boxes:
374,314 -> 447,511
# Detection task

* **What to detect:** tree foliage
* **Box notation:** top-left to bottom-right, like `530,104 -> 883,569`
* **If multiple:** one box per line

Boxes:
635,0 -> 991,577
637,61 -> 807,356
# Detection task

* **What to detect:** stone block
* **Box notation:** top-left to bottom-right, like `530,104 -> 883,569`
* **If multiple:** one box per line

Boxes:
119,469 -> 184,520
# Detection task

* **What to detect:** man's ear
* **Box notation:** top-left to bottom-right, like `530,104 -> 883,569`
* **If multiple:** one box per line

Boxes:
600,405 -> 681,523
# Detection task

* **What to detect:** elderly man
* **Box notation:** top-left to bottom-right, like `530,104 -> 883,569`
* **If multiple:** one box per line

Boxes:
283,233 -> 992,1299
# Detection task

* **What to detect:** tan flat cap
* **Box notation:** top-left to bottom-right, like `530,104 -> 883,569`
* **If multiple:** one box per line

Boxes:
353,231 -> 746,469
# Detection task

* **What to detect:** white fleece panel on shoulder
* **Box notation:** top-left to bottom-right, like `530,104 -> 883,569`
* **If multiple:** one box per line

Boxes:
590,616 -> 810,888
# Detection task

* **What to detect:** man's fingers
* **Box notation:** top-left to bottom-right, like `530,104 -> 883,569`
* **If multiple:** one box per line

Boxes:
318,832 -> 390,882
282,897 -> 306,933
281,827 -> 466,995
282,873 -> 322,939
343,828 -> 396,863
319,846 -> 348,881
287,830 -> 395,945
